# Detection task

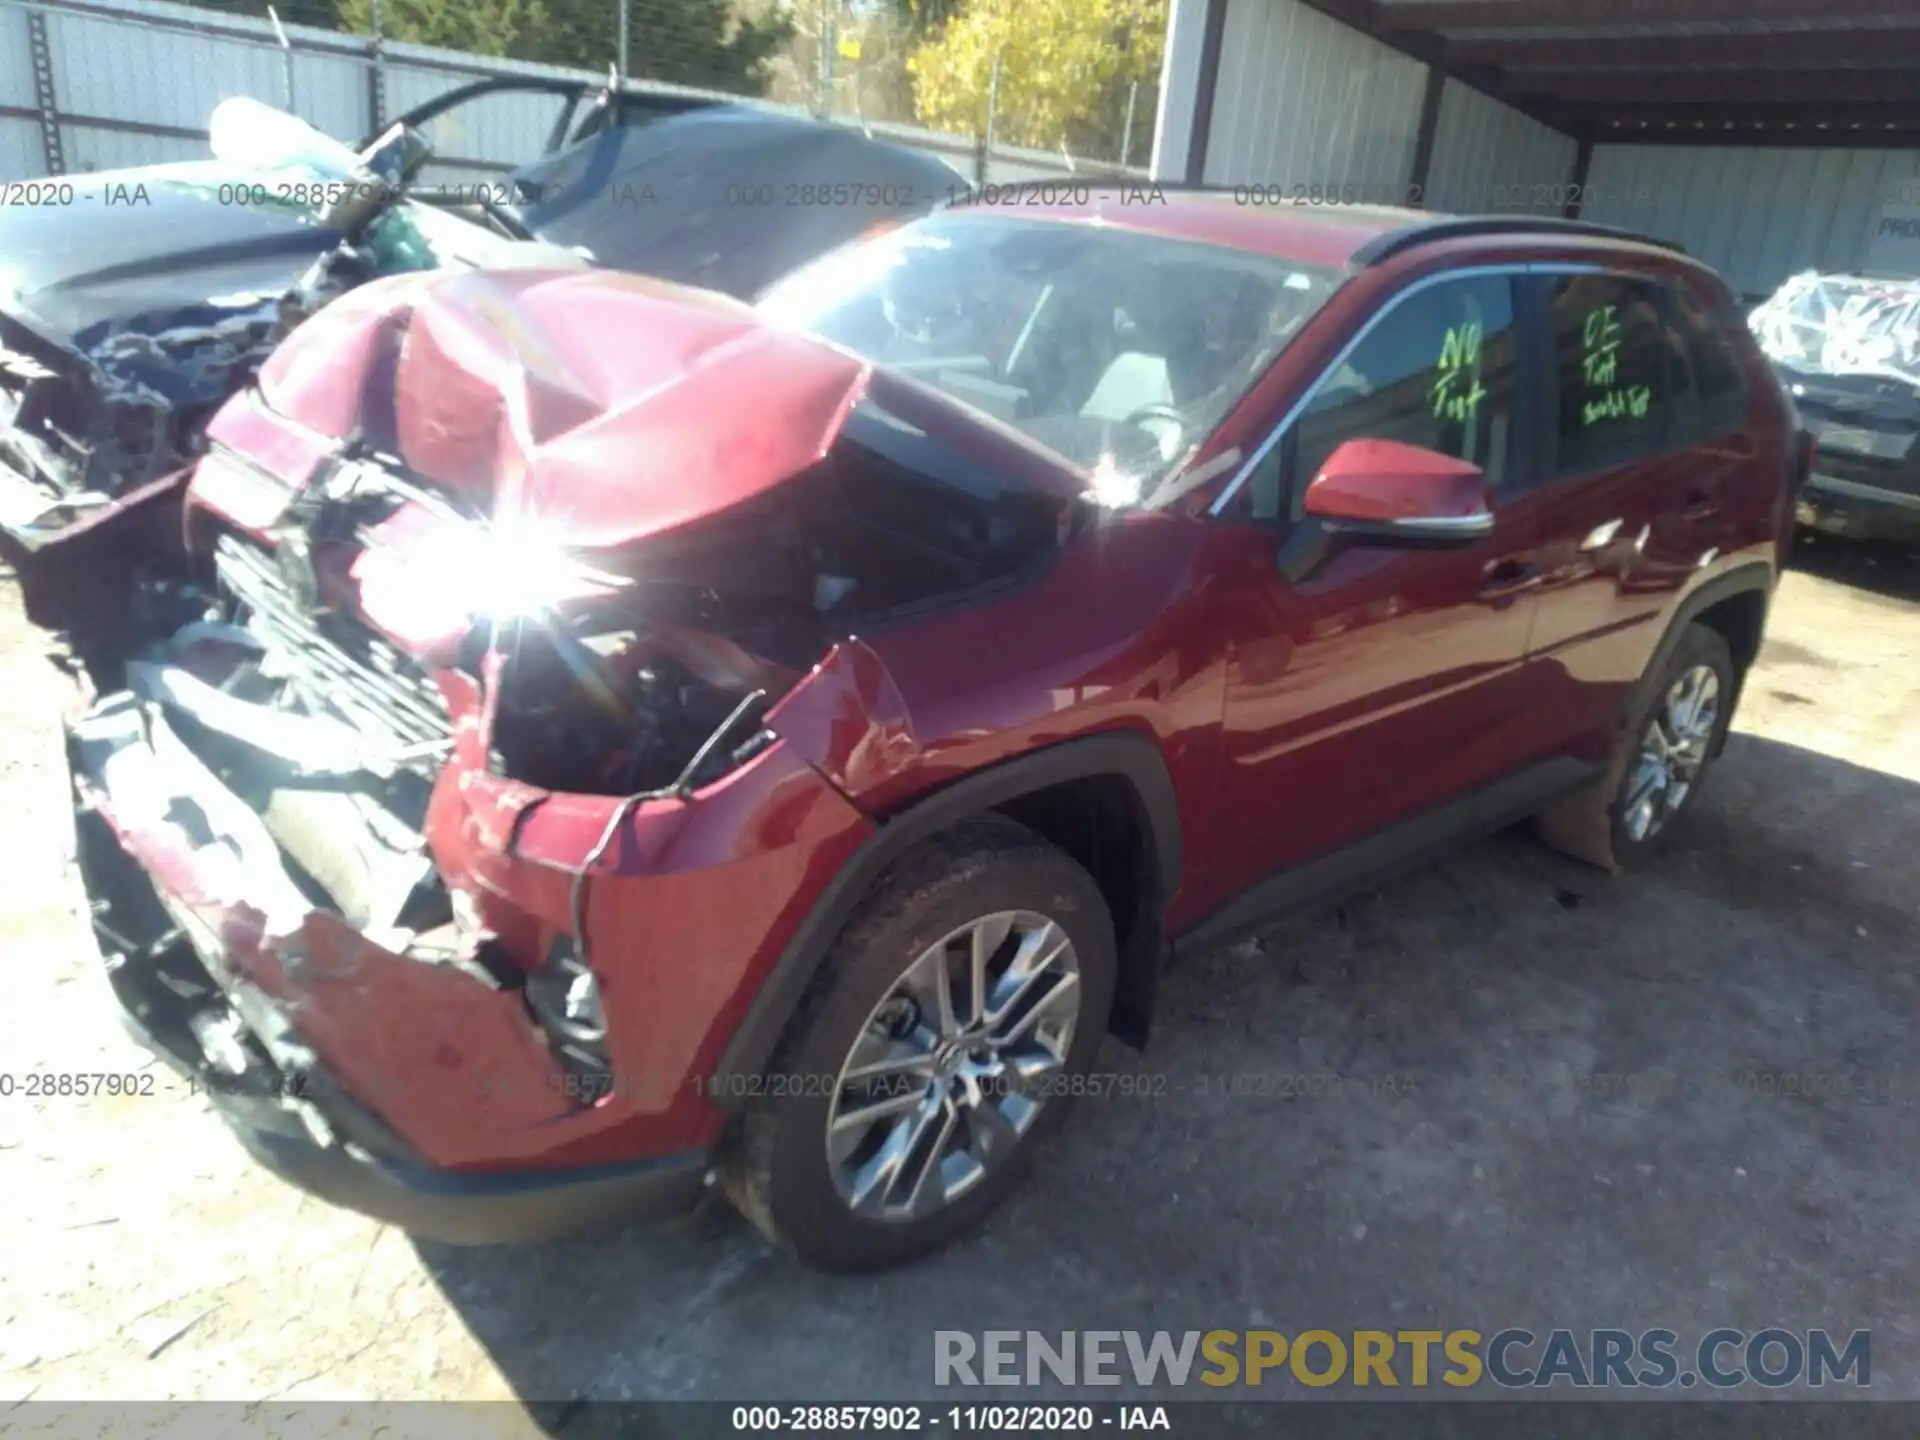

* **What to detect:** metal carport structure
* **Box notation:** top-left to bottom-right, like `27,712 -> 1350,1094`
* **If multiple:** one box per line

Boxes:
1153,0 -> 1920,298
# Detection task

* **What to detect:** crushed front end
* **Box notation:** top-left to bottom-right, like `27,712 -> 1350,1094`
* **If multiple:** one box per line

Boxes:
66,564 -> 841,1239
65,271 -> 882,1239
67,265 -> 1081,1240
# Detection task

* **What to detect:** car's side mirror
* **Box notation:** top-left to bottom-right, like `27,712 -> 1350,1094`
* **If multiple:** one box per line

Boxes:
1301,438 -> 1494,547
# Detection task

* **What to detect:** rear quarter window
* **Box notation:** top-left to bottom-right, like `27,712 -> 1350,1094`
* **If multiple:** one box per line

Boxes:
1672,282 -> 1753,440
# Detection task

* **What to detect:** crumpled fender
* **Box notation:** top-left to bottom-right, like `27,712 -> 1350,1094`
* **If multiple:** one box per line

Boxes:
423,692 -> 880,1134
763,637 -> 920,805
452,635 -> 919,885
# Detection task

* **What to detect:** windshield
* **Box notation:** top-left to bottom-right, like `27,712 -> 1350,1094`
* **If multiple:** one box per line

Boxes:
757,212 -> 1342,497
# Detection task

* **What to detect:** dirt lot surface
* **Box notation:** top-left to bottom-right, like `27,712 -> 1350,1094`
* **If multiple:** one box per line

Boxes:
1,535 -> 1916,1419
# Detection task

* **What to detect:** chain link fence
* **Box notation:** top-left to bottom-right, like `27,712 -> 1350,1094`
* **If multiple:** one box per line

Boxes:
105,0 -> 1166,174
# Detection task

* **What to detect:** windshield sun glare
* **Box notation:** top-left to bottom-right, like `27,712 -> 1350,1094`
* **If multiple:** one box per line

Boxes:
757,212 -> 1341,496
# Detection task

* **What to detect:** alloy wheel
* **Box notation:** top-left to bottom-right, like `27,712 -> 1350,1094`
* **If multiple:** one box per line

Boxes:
1621,663 -> 1721,843
825,910 -> 1082,1222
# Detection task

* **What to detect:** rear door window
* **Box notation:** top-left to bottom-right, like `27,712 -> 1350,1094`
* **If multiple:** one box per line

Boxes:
1672,283 -> 1751,439
1543,274 -> 1671,476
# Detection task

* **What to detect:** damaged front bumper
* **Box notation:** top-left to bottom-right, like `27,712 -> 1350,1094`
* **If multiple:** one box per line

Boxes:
68,688 -> 714,1242
1797,470 -> 1920,543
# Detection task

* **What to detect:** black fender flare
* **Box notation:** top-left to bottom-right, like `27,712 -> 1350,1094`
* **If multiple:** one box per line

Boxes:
709,730 -> 1182,1104
1629,562 -> 1774,749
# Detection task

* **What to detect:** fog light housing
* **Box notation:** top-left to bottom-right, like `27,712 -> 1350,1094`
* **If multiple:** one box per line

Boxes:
525,936 -> 614,1099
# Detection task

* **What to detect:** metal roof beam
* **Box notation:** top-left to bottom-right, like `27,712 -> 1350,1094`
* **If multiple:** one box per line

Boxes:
1512,70 -> 1920,105
1579,127 -> 1920,149
1287,0 -> 1573,136
1381,1 -> 1920,31
1548,100 -> 1920,137
1453,29 -> 1920,70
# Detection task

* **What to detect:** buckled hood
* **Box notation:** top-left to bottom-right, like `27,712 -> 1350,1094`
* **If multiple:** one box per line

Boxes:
213,266 -> 876,550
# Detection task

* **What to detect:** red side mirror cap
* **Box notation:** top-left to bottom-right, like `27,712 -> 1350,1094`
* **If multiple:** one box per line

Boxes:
1302,438 -> 1492,546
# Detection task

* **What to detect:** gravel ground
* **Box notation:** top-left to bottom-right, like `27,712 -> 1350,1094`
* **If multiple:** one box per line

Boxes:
0,534 -> 1916,1417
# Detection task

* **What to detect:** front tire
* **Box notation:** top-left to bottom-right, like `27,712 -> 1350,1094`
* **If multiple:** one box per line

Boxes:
724,817 -> 1116,1272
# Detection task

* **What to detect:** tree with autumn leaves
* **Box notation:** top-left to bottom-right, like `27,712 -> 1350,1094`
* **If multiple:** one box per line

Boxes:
335,0 -> 791,96
906,0 -> 1165,160
323,0 -> 1163,159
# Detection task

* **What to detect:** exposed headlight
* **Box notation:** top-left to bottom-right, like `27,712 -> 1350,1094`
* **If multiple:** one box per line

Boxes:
526,936 -> 613,1099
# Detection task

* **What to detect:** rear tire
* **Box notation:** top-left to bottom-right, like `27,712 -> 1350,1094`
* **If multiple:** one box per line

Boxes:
1536,624 -> 1737,872
724,817 -> 1117,1272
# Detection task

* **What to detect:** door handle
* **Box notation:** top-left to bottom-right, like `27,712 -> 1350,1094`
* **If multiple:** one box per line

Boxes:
1478,558 -> 1542,604
1580,518 -> 1625,553
1680,483 -> 1722,521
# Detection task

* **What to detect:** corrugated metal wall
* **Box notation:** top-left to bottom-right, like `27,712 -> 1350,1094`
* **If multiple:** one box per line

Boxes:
2,0 -> 647,178
1203,0 -> 1426,198
0,3 -> 43,176
1192,0 -> 1912,305
39,0 -> 370,169
1424,79 -> 1578,217
1199,0 -> 1577,214
1583,146 -> 1920,301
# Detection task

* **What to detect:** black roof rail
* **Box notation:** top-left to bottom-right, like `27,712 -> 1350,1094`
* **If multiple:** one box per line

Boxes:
1351,215 -> 1688,267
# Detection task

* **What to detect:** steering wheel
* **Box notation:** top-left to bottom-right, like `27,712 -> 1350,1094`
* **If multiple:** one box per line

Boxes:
1119,402 -> 1186,431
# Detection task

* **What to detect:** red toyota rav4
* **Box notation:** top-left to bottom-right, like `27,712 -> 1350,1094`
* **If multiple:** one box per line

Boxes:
67,196 -> 1805,1271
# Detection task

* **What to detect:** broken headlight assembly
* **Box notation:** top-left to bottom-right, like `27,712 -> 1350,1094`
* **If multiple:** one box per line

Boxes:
524,683 -> 773,1103
525,935 -> 614,1099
